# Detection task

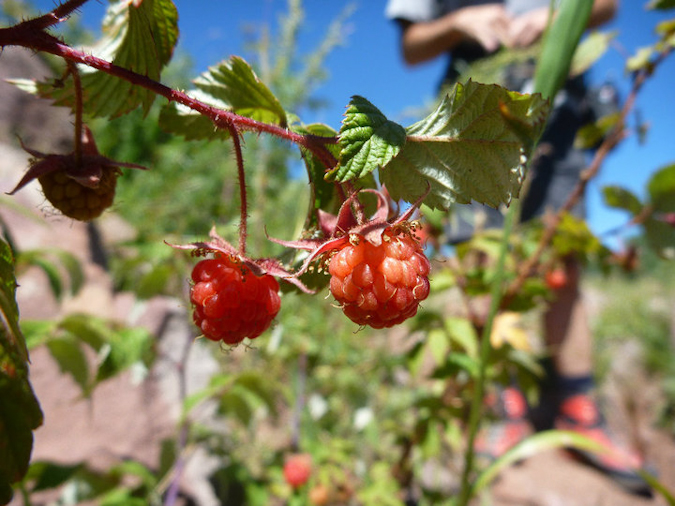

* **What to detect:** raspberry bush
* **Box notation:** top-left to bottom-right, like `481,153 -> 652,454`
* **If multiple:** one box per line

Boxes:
1,1 -> 674,506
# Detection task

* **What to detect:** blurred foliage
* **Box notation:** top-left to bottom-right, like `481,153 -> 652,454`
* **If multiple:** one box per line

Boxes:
590,257 -> 675,436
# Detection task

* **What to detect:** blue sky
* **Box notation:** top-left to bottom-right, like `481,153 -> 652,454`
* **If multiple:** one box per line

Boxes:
31,0 -> 675,247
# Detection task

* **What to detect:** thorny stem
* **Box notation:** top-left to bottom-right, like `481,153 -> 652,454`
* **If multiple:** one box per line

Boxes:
503,44 -> 674,305
65,60 -> 83,165
23,0 -> 90,31
227,125 -> 248,255
0,13 -> 340,170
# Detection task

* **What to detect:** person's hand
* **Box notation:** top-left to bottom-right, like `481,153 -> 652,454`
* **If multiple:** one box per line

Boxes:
450,4 -> 511,53
506,7 -> 549,48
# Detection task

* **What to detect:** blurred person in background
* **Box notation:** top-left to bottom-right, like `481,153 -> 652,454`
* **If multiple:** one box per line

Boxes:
386,0 -> 652,496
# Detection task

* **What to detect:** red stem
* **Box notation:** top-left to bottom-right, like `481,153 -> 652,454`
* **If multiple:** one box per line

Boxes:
65,60 -> 83,164
227,125 -> 248,255
0,25 -> 339,170
23,0 -> 91,30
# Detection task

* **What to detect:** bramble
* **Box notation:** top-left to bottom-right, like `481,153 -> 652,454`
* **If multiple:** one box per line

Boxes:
328,226 -> 430,328
190,255 -> 281,345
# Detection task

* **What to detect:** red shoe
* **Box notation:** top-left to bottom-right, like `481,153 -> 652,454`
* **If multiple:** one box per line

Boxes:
475,387 -> 532,462
555,393 -> 653,496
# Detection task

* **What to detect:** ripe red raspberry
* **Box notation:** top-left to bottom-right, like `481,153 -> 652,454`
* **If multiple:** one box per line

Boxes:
283,453 -> 312,488
545,268 -> 568,291
190,255 -> 281,345
39,166 -> 120,221
328,228 -> 430,328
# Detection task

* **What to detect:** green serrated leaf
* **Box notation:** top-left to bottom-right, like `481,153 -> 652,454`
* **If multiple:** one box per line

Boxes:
443,316 -> 479,358
0,241 -> 43,501
51,250 -> 85,297
381,81 -> 549,210
58,314 -> 111,351
0,242 -> 28,362
23,255 -> 63,301
194,56 -> 287,127
602,185 -> 643,215
21,320 -> 57,350
24,461 -> 82,493
95,327 -> 154,384
46,336 -> 91,396
328,96 -> 406,182
427,328 -> 450,367
33,0 -> 178,118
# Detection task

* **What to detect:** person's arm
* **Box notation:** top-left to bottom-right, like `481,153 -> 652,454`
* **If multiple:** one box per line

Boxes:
508,0 -> 618,49
399,4 -> 510,65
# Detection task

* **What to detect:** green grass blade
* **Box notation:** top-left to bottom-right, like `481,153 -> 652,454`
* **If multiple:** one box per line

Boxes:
534,0 -> 593,100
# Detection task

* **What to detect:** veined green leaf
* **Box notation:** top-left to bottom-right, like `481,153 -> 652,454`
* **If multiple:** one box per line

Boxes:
29,0 -> 178,118
194,56 -> 288,127
46,336 -> 90,396
382,81 -> 549,210
328,96 -> 406,182
0,240 -> 43,502
84,0 -> 178,117
95,327 -> 154,383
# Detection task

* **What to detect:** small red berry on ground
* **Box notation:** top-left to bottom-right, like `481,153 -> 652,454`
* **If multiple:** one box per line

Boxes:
190,255 -> 281,345
328,227 -> 431,328
283,453 -> 312,488
545,268 -> 568,291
